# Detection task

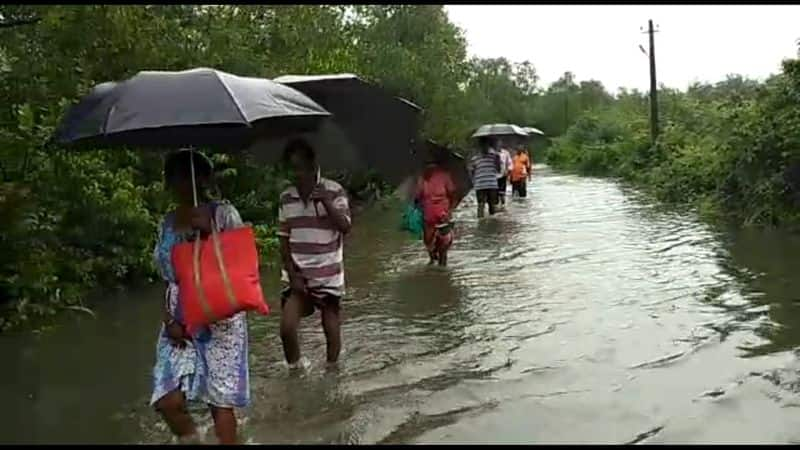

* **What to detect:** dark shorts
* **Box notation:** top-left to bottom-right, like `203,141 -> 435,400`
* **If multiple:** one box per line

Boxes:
511,179 -> 527,198
475,189 -> 499,215
281,287 -> 341,318
497,176 -> 508,195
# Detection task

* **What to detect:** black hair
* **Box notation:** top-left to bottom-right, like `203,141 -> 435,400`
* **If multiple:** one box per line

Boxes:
282,137 -> 317,168
164,149 -> 215,189
478,136 -> 494,149
426,148 -> 449,165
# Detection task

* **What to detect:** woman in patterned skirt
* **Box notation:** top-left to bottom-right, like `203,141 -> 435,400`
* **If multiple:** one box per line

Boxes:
150,149 -> 249,444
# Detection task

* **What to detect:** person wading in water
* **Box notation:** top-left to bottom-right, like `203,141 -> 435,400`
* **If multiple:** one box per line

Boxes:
278,138 -> 352,369
496,140 -> 513,208
416,149 -> 458,266
151,149 -> 250,445
469,137 -> 501,219
510,146 -> 531,198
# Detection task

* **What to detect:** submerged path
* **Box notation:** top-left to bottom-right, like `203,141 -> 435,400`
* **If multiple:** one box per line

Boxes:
4,165 -> 800,443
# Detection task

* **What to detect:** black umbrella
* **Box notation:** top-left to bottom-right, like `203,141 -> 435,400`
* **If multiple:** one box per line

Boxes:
396,139 -> 472,207
270,73 -> 423,184
55,68 -> 331,150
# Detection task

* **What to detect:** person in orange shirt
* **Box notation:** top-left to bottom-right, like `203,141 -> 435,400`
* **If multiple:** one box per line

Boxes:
510,147 -> 531,198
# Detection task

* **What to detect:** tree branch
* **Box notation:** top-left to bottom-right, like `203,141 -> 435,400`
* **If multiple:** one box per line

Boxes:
0,17 -> 42,29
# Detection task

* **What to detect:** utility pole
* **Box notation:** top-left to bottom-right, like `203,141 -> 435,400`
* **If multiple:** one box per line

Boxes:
643,19 -> 659,145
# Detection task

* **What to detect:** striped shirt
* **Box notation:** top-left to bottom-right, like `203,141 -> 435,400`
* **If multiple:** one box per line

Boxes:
470,149 -> 500,191
278,177 -> 351,298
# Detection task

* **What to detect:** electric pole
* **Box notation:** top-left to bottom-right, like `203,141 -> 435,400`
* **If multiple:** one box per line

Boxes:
642,20 -> 659,146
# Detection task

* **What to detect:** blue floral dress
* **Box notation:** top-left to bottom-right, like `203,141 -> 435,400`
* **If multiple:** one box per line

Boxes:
150,201 -> 250,409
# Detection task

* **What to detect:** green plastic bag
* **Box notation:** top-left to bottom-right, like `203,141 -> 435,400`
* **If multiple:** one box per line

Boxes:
401,203 -> 424,239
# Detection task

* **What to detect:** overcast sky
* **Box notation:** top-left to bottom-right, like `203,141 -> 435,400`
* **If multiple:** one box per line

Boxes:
445,5 -> 800,93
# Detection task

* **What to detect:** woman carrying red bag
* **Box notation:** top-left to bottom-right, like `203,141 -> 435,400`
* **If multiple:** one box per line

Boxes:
150,150 -> 249,444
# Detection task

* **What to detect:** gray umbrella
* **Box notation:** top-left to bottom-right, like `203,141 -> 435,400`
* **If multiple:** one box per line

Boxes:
471,123 -> 529,139
522,126 -> 545,136
54,68 -> 331,150
270,73 -> 423,184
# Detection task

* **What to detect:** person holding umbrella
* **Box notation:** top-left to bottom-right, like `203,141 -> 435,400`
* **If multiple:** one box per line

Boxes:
54,68 -> 333,444
278,138 -> 352,369
151,149 -> 249,444
415,147 -> 459,266
469,136 -> 501,218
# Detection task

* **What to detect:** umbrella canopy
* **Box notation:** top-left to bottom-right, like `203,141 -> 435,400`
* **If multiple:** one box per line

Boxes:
395,139 -> 472,206
522,126 -> 545,136
245,118 -> 366,175
272,73 -> 423,184
471,123 -> 529,139
54,68 -> 331,150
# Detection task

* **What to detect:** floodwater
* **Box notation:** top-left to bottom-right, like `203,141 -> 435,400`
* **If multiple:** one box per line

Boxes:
4,165 -> 800,444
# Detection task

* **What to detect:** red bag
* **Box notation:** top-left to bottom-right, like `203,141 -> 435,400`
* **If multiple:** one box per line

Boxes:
171,223 -> 269,335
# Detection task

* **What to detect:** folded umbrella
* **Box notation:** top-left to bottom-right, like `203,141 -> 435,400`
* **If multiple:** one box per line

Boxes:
269,73 -> 423,184
54,68 -> 331,150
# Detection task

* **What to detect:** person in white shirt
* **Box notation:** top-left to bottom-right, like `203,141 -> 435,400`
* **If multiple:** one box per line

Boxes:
496,140 -> 514,207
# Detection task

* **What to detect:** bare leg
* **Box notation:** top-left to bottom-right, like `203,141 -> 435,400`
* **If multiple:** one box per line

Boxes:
321,302 -> 342,364
423,224 -> 436,264
280,293 -> 303,365
438,248 -> 448,267
210,405 -> 237,444
155,389 -> 197,441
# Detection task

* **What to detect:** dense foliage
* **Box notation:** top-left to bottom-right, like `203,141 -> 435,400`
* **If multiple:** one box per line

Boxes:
7,6 -> 785,331
547,60 -> 800,228
1,5 -> 585,330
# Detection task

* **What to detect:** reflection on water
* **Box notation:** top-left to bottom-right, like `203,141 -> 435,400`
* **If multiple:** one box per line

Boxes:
4,165 -> 800,443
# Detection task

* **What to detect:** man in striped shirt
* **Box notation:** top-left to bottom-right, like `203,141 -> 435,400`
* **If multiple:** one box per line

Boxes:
278,138 -> 351,367
469,136 -> 501,218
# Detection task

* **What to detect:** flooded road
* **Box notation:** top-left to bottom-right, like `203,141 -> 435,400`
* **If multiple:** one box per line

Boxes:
4,165 -> 800,444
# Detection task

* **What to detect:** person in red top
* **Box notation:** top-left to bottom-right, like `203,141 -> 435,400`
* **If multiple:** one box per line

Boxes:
416,152 -> 458,266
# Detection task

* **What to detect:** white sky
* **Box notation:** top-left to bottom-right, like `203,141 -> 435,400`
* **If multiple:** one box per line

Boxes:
445,4 -> 800,93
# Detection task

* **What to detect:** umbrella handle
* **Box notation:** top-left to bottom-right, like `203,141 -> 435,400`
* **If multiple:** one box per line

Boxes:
189,149 -> 201,245
190,150 -> 199,208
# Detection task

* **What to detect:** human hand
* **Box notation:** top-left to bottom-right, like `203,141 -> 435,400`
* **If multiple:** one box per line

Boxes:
166,322 -> 189,348
289,272 -> 307,295
309,183 -> 334,204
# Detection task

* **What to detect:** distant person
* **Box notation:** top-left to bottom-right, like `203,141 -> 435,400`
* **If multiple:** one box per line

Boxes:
416,150 -> 458,266
151,149 -> 249,445
510,147 -> 531,198
278,138 -> 351,369
469,136 -> 501,218
496,141 -> 514,207
524,145 -> 533,179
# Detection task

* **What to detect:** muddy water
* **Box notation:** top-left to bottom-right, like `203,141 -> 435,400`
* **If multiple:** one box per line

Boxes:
4,165 -> 800,444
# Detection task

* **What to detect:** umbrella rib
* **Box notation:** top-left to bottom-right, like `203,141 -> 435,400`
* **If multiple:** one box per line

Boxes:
214,72 -> 251,126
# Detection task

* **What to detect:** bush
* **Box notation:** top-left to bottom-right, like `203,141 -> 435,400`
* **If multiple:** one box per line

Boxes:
546,57 -> 800,230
